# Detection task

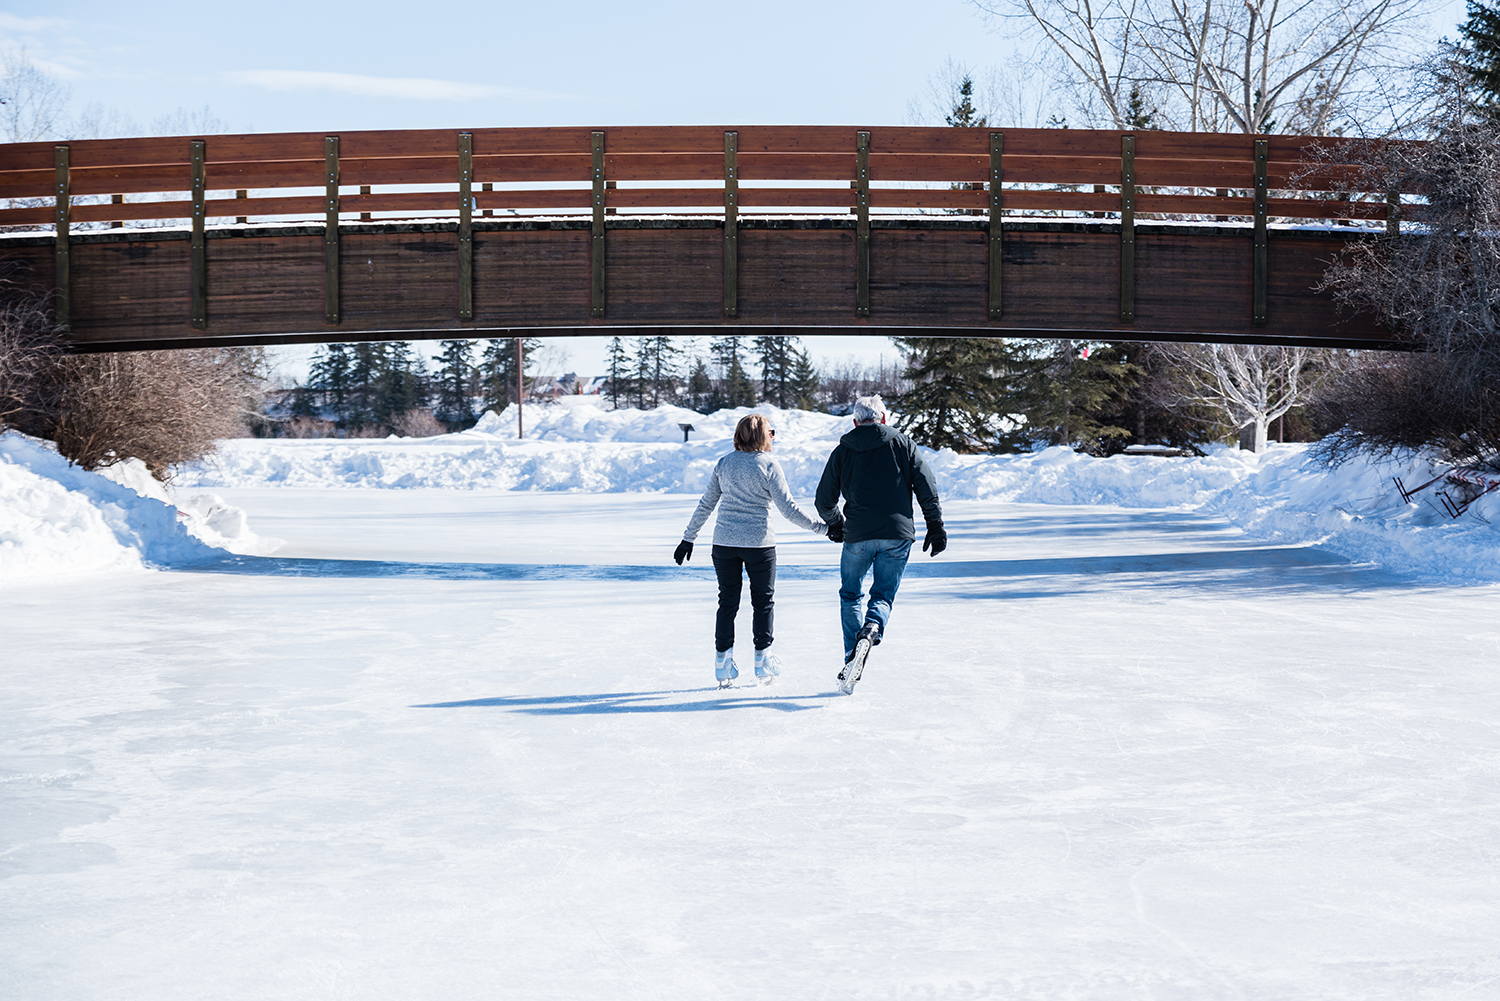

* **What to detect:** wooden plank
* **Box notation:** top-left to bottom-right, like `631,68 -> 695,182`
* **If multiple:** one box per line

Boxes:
591,131 -> 605,318
458,132 -> 473,321
0,125 -> 1413,176
724,131 -> 738,319
325,136 -> 340,325
54,146 -> 70,329
190,140 -> 207,329
855,131 -> 870,318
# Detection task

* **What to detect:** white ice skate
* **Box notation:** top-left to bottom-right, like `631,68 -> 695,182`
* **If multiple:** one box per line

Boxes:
715,650 -> 739,689
754,649 -> 783,685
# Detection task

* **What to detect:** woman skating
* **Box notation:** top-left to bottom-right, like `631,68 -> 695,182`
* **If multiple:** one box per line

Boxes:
673,414 -> 838,687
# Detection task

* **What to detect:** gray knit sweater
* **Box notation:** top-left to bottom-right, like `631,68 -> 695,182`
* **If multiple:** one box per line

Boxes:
682,450 -> 828,548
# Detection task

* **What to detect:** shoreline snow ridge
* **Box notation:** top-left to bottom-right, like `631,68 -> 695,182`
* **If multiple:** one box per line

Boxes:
0,432 -> 272,581
179,402 -> 1500,585
5,401 -> 1497,583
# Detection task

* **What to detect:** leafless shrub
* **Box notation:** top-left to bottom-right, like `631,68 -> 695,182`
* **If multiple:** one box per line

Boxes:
0,280 -> 63,428
390,407 -> 446,438
1313,59 -> 1500,466
283,416 -> 336,438
33,348 -> 266,480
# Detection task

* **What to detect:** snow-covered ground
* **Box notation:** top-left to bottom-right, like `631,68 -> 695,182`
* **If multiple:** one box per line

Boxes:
4,407 -> 1500,999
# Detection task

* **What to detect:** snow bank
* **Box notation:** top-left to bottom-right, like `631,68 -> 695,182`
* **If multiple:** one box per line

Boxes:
0,433 -> 273,582
178,403 -> 1500,583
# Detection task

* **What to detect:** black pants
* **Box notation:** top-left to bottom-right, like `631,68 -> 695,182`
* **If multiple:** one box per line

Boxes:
711,545 -> 776,653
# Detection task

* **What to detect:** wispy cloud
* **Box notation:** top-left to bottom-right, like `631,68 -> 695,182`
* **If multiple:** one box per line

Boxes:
225,70 -> 568,102
0,14 -> 72,34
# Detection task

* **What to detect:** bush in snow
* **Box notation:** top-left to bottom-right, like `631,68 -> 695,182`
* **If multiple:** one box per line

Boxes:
1315,57 -> 1500,467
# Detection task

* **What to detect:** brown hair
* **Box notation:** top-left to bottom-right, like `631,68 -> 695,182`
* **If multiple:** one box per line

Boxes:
733,414 -> 773,452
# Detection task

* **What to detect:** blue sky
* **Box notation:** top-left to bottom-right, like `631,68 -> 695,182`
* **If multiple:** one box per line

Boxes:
3,0 -> 1470,382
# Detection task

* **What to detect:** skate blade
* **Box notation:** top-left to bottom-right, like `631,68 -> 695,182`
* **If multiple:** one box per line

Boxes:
717,678 -> 735,690
839,639 -> 872,694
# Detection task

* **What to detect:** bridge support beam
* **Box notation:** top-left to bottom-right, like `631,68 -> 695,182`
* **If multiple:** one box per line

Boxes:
591,131 -> 606,318
989,132 -> 1003,321
1253,138 -> 1269,326
458,132 -> 474,322
1119,134 -> 1135,323
53,146 -> 70,330
190,140 -> 207,329
324,136 -> 340,325
724,131 -> 738,319
855,130 -> 870,318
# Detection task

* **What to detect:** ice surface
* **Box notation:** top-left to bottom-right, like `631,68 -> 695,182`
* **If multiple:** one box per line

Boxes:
4,485 -> 1500,999
6,409 -> 1500,997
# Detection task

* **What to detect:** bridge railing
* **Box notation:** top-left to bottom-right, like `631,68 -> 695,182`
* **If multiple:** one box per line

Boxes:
3,126 -> 1407,230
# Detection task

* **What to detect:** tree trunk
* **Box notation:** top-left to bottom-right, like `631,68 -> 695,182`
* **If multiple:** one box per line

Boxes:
1238,418 -> 1268,452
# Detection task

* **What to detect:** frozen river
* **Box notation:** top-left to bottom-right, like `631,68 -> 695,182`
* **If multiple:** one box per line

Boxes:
4,490 -> 1499,999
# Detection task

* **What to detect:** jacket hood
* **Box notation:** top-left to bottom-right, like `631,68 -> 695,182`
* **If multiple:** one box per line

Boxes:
840,422 -> 899,452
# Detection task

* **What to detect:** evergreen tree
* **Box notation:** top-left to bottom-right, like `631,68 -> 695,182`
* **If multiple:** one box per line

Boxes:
308,343 -> 352,427
605,336 -> 633,409
1123,83 -> 1160,130
346,341 -> 387,430
788,345 -> 821,410
712,336 -> 756,408
945,74 -> 986,128
1461,1 -> 1500,107
433,338 -> 477,431
893,336 -> 1018,452
645,333 -> 681,407
632,334 -> 654,408
478,337 -> 540,414
1010,339 -> 1139,454
754,333 -> 799,408
378,341 -> 428,427
684,356 -> 714,412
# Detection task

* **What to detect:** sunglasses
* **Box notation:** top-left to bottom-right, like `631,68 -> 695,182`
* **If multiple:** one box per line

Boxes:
769,429 -> 776,438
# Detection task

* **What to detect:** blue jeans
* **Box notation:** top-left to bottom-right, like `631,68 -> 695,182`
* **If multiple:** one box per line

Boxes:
839,539 -> 912,659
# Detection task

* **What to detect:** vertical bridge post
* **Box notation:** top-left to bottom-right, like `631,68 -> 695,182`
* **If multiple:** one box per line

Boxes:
458,132 -> 474,321
53,146 -> 70,330
724,131 -> 738,319
324,136 -> 340,325
591,131 -> 606,318
989,132 -> 1003,320
1253,138 -> 1268,326
190,140 -> 207,329
1119,134 -> 1135,323
855,130 -> 871,318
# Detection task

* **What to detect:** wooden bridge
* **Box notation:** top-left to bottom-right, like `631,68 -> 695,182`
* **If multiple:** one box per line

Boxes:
0,126 -> 1404,352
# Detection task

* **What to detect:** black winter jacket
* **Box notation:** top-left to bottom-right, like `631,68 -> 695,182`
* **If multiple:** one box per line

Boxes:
815,423 -> 943,543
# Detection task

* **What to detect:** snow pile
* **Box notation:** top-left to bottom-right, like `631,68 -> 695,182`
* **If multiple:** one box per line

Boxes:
0,432 -> 272,581
178,402 -> 1500,582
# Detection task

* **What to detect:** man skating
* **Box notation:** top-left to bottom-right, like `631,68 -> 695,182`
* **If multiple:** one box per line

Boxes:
815,395 -> 946,692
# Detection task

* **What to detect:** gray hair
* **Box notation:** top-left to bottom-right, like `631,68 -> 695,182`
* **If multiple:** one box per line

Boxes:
852,395 -> 887,424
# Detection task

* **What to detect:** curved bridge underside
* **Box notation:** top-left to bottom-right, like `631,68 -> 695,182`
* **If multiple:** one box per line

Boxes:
1,125 -> 1403,351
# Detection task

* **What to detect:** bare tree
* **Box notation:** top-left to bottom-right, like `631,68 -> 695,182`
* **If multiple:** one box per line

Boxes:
973,0 -> 1428,132
0,49 -> 70,142
1312,55 -> 1500,465
1159,343 -> 1310,450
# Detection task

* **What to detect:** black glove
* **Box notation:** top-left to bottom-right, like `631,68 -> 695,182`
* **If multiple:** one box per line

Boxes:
673,540 -> 693,565
922,521 -> 947,557
826,520 -> 844,543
